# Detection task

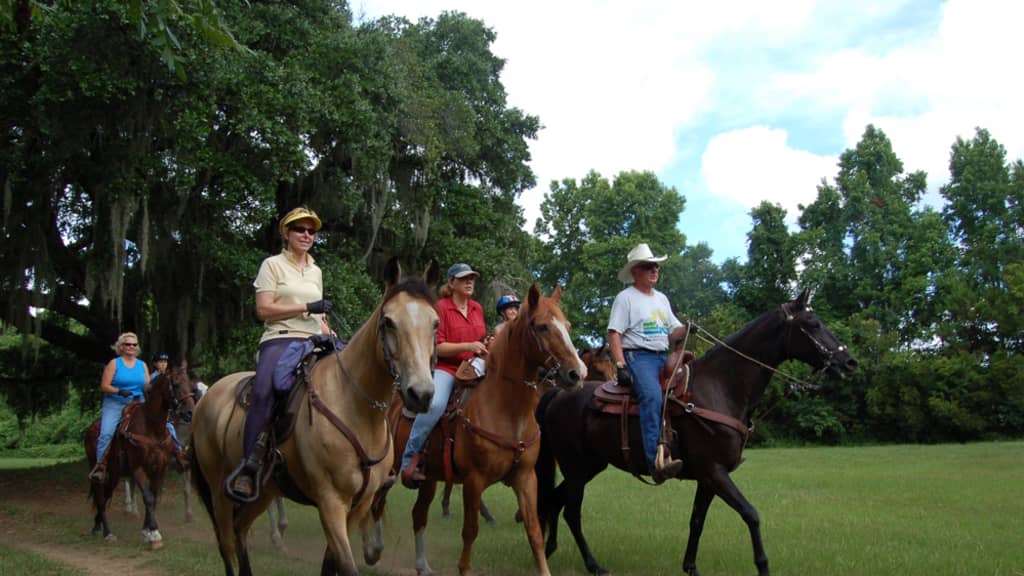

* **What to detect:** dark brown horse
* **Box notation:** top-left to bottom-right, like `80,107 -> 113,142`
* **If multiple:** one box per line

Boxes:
536,290 -> 857,576
374,284 -> 587,576
84,367 -> 198,548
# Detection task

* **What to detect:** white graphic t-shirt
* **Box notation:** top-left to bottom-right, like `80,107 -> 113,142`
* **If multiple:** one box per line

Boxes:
607,286 -> 683,352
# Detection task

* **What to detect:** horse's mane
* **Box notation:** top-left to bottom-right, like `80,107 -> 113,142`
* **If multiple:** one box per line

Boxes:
708,303 -> 787,355
382,275 -> 437,307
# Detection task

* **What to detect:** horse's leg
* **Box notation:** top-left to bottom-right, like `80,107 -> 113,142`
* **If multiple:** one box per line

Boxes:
562,474 -> 608,576
233,500 -> 274,576
509,471 -> 552,576
182,468 -> 193,522
457,476 -> 484,576
441,481 -> 453,518
682,481 -> 715,576
314,494 -> 359,576
133,467 -> 164,549
90,478 -> 114,540
543,480 -> 566,558
412,480 -> 438,576
694,472 -> 769,576
479,497 -> 496,525
268,497 -> 288,550
124,478 -> 137,514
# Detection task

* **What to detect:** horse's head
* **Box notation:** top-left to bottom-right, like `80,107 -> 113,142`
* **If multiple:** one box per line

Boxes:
378,257 -> 439,413
522,284 -> 587,388
145,366 -> 198,423
783,289 -> 858,378
580,344 -> 617,382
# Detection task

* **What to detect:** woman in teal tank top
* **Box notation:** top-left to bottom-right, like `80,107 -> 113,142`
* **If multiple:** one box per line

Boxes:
88,332 -> 149,483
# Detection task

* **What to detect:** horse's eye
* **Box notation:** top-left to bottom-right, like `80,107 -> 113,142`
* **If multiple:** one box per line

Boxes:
536,324 -> 550,333
433,319 -> 439,331
384,316 -> 397,330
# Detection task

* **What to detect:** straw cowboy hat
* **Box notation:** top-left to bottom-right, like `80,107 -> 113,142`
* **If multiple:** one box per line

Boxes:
618,243 -> 668,283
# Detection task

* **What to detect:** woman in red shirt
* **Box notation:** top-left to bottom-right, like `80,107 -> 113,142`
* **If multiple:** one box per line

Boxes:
400,263 -> 487,488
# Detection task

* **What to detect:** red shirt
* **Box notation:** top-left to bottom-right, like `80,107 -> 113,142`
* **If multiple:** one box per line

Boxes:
436,297 -> 487,376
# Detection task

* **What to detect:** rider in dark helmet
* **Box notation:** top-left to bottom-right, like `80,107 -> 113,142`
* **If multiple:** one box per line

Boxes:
494,294 -> 521,334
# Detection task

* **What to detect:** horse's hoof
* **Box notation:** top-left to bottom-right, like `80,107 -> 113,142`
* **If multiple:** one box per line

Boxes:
150,539 -> 164,551
104,533 -> 117,543
364,548 -> 381,566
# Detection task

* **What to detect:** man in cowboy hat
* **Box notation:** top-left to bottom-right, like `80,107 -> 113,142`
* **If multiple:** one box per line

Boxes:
608,242 -> 687,483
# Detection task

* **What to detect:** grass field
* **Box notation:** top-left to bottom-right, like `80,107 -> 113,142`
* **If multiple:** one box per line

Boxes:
1,442 -> 1022,575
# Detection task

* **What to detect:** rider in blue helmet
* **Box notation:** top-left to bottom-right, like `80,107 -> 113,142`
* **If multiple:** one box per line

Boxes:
494,294 -> 521,333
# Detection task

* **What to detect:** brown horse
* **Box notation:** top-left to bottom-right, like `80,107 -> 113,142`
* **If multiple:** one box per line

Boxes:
535,290 -> 858,575
579,344 -> 617,382
190,257 -> 439,576
374,284 -> 587,576
84,366 -> 198,548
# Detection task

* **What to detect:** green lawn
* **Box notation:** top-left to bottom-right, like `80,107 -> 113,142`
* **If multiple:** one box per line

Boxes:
1,442 -> 1022,576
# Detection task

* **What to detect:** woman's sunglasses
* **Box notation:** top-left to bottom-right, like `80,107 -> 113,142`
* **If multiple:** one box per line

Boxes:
289,225 -> 318,236
123,342 -> 139,347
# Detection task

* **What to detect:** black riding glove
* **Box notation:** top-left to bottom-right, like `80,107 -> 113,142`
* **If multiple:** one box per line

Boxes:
310,333 -> 338,351
306,299 -> 333,315
116,389 -> 133,397
616,366 -> 633,387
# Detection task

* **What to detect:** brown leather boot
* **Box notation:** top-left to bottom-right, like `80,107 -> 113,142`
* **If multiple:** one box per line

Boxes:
650,457 -> 683,484
88,462 -> 107,483
401,453 -> 426,489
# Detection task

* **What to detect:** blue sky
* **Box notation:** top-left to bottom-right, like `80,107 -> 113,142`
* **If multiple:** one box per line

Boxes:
356,0 -> 1023,263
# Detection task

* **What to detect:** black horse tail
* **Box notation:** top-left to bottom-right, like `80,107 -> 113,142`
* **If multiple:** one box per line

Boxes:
190,435 -> 219,535
535,387 -> 561,532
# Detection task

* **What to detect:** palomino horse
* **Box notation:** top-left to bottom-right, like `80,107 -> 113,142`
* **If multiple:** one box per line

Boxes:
84,367 -> 198,547
374,284 -> 587,576
536,290 -> 858,576
191,257 -> 439,576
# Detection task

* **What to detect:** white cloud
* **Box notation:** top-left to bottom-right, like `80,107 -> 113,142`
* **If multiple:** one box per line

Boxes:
702,126 -> 836,222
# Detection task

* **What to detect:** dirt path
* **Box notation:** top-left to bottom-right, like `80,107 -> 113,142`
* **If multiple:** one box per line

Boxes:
0,460 -> 423,576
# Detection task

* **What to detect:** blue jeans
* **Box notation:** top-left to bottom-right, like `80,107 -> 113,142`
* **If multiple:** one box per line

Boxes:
166,423 -> 180,449
401,369 -> 455,471
625,350 -> 667,466
97,393 -> 134,462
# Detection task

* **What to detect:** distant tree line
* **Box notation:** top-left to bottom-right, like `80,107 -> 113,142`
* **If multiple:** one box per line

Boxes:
2,1 -> 1021,445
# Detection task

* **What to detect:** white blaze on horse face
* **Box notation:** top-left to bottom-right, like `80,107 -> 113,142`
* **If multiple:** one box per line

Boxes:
403,300 -> 438,368
551,317 -> 587,379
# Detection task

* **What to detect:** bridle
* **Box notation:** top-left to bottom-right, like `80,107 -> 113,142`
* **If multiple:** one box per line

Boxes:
780,302 -> 846,372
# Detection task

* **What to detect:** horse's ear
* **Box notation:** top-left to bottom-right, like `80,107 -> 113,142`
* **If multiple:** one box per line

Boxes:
795,288 -> 810,308
383,256 -> 401,289
551,285 -> 563,302
423,259 -> 440,287
527,284 -> 541,312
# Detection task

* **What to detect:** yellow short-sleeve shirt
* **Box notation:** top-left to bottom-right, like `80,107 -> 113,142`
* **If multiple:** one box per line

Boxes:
253,251 -> 324,344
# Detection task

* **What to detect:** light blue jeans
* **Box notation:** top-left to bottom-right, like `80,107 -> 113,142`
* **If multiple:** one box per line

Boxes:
401,369 -> 455,471
96,393 -> 134,462
625,349 -> 667,467
166,423 -> 180,449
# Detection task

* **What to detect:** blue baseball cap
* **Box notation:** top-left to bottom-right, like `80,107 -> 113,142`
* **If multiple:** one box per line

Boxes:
154,352 -> 169,361
447,263 -> 479,280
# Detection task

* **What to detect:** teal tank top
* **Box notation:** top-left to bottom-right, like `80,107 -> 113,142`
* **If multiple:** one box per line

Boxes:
111,357 -> 147,398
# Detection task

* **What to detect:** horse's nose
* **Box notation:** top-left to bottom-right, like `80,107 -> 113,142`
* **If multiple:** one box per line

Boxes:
845,357 -> 858,371
181,411 -> 193,423
406,386 -> 434,414
563,368 -> 582,385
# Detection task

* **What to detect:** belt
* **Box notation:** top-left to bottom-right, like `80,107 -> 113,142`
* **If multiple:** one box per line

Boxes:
622,348 -> 665,354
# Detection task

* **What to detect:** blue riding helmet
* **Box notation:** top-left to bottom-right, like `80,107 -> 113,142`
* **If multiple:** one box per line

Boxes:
496,294 -> 521,314
154,352 -> 169,361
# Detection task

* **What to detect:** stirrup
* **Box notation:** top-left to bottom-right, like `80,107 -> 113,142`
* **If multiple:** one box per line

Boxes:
89,463 -> 107,483
225,463 -> 262,503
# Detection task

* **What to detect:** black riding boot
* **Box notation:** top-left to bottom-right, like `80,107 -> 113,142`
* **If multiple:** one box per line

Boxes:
226,431 -> 269,502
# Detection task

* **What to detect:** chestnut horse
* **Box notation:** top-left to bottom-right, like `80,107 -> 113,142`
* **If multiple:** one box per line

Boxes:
190,258 -> 439,576
84,367 -> 198,547
536,290 -> 858,575
374,284 -> 587,576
